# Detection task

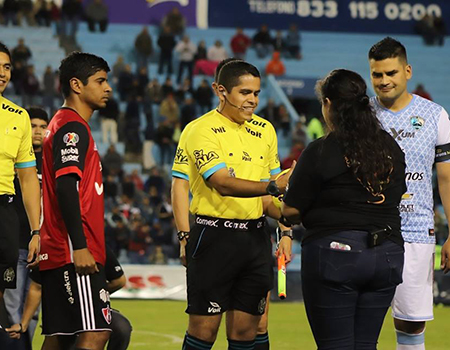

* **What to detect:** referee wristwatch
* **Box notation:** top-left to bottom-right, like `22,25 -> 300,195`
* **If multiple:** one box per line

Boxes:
266,180 -> 281,197
177,231 -> 190,242
277,228 -> 294,240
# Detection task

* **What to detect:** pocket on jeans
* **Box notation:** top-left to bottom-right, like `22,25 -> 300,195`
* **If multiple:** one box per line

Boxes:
386,250 -> 404,286
319,247 -> 361,284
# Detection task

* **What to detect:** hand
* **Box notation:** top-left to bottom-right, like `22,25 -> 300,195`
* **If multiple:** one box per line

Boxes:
276,236 -> 292,264
276,160 -> 296,194
73,248 -> 99,275
441,238 -> 450,274
27,235 -> 40,269
179,238 -> 188,267
6,323 -> 24,339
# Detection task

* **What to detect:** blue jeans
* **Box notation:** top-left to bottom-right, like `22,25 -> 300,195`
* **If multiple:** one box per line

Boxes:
4,249 -> 40,348
301,231 -> 404,350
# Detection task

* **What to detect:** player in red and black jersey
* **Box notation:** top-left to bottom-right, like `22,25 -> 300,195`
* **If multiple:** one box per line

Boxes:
39,52 -> 112,349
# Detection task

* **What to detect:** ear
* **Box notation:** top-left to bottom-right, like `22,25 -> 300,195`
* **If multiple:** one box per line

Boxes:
405,64 -> 412,81
69,77 -> 82,95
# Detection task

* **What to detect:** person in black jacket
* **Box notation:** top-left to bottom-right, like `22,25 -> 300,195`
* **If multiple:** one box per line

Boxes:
282,69 -> 406,350
157,25 -> 176,76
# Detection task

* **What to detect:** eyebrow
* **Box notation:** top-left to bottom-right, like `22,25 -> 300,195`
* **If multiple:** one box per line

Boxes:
240,89 -> 261,94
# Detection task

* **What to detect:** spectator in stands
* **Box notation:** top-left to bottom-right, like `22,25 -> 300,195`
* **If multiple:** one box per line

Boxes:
17,0 -> 35,26
146,78 -> 163,104
180,93 -> 196,128
12,38 -> 32,66
415,14 -> 438,46
134,26 -> 153,69
35,0 -> 52,27
292,120 -> 308,145
136,66 -> 149,99
277,104 -> 290,136
42,65 -> 57,115
253,24 -> 273,58
99,97 -> 119,144
162,6 -> 185,36
50,1 -> 62,35
161,77 -> 175,98
3,0 -> 19,26
195,78 -> 213,114
157,25 -> 176,76
21,65 -> 40,107
104,174 -> 119,200
103,144 -> 124,177
175,35 -> 196,85
159,93 -> 179,123
128,219 -> 152,264
130,169 -> 144,191
155,117 -> 175,166
11,61 -> 26,95
273,30 -> 285,54
122,174 -> 137,200
85,0 -> 108,32
434,15 -> 446,46
144,166 -> 165,194
175,77 -> 193,103
266,51 -> 286,76
285,23 -> 302,59
124,95 -> 142,156
259,98 -> 279,127
60,0 -> 83,38
207,40 -> 228,63
230,27 -> 251,59
149,245 -> 167,265
112,55 -> 126,85
281,141 -> 305,170
118,64 -> 135,101
307,116 -> 325,140
106,215 -> 130,257
194,40 -> 207,62
413,83 -> 433,101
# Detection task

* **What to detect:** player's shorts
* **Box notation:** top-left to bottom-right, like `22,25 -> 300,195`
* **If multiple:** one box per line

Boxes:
392,242 -> 435,322
40,263 -> 112,336
0,195 -> 19,290
186,216 -> 273,316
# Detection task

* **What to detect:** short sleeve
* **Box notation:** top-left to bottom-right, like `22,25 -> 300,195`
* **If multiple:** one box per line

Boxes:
105,246 -> 124,282
185,128 -> 227,180
267,123 -> 281,177
15,111 -> 36,169
172,128 -> 190,181
53,122 -> 90,179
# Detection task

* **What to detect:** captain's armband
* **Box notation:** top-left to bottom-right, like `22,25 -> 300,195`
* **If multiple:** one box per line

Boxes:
435,143 -> 450,163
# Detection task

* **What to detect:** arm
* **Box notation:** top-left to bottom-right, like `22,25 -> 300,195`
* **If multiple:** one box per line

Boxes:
171,177 -> 190,266
436,162 -> 450,273
281,202 -> 301,225
107,275 -> 126,295
16,167 -> 41,267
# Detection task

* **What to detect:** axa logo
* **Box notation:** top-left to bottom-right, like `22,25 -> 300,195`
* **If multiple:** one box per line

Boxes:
95,182 -> 103,195
193,149 -> 219,170
2,103 -> 23,115
208,302 -> 221,314
174,148 -> 188,164
390,128 -> 414,141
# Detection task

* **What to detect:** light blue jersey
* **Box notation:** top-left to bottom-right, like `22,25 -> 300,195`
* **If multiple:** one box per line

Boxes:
372,94 -> 450,244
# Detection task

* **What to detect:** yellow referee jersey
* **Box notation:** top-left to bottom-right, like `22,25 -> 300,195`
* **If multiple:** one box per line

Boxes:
172,110 -> 280,220
0,96 -> 36,195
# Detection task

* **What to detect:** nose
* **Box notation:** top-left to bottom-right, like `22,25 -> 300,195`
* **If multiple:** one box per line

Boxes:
105,82 -> 112,93
380,74 -> 389,86
0,66 -> 5,77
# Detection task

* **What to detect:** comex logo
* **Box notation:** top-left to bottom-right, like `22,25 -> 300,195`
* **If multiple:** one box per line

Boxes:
208,302 -> 221,314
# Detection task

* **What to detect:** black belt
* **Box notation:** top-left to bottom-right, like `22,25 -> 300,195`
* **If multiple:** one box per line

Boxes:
195,215 -> 265,232
0,195 -> 14,206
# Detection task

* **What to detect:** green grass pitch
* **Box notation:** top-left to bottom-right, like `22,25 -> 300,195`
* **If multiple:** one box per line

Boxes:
31,300 -> 450,349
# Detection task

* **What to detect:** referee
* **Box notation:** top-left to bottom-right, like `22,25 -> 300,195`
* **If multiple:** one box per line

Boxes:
0,42 -> 41,331
173,60 -> 292,350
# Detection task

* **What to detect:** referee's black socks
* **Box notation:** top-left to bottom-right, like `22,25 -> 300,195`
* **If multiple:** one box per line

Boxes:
254,332 -> 270,350
183,332 -> 214,350
228,338 -> 256,350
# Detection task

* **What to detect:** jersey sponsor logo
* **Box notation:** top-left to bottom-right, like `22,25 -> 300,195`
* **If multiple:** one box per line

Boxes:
102,305 -> 112,324
3,267 -> 15,283
2,103 -> 23,115
196,217 -> 219,227
242,151 -> 252,162
95,182 -> 104,195
405,172 -> 424,181
61,154 -> 79,163
61,147 -> 79,156
258,297 -> 267,314
99,288 -> 110,303
193,149 -> 219,170
38,253 -> 48,261
63,132 -> 79,147
208,301 -> 221,314
410,116 -> 425,130
390,128 -> 415,141
63,270 -> 74,304
248,119 -> 267,128
399,203 -> 414,213
174,148 -> 188,164
245,127 -> 262,138
211,126 -> 226,134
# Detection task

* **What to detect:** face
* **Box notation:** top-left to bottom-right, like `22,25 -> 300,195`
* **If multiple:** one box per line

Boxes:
79,70 -> 112,109
220,74 -> 261,124
0,52 -> 12,95
369,57 -> 411,104
31,118 -> 48,148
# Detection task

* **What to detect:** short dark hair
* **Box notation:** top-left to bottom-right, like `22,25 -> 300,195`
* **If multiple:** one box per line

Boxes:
59,52 -> 110,98
217,60 -> 260,92
27,107 -> 49,124
368,37 -> 408,63
214,58 -> 242,82
0,41 -> 12,62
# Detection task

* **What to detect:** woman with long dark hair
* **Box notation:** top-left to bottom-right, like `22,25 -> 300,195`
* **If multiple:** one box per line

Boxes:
282,69 -> 406,349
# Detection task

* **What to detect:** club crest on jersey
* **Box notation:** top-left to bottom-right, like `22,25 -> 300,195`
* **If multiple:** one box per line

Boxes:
102,306 -> 112,324
3,267 -> 15,283
410,116 -> 425,130
63,132 -> 79,147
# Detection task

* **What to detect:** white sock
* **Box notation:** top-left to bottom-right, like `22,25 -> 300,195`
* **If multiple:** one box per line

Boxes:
396,330 -> 425,350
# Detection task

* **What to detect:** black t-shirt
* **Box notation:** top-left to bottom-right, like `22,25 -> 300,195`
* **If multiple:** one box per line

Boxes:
14,151 -> 42,250
283,132 -> 406,245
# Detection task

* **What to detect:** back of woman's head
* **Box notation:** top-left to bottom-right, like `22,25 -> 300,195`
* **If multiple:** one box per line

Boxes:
316,69 -> 395,195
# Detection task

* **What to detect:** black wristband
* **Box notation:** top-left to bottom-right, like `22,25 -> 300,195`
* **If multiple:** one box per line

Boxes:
279,215 -> 293,228
177,231 -> 190,241
30,230 -> 40,237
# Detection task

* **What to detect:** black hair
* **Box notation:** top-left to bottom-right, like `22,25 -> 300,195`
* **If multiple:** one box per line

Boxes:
59,52 -> 110,98
316,69 -> 395,194
27,107 -> 49,124
214,58 -> 242,82
0,41 -> 12,62
216,60 -> 260,92
368,37 -> 408,63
